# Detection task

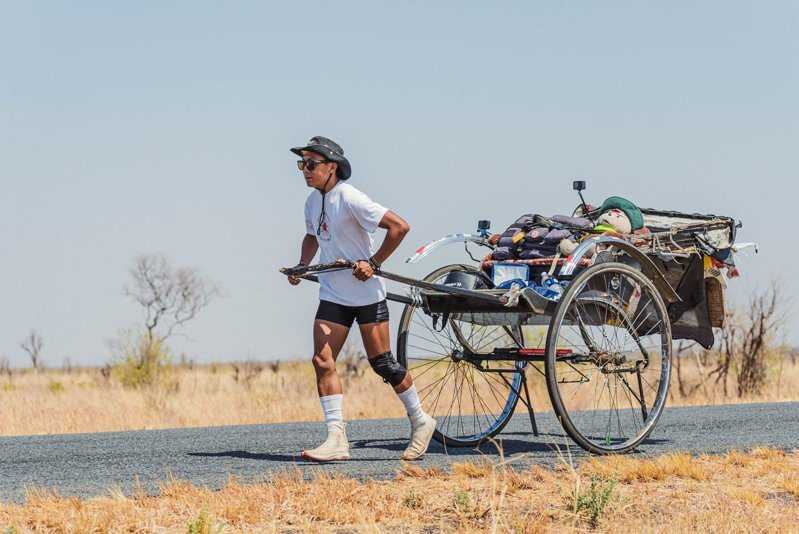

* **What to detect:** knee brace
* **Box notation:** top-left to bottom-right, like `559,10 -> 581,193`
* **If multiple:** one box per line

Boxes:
368,351 -> 407,387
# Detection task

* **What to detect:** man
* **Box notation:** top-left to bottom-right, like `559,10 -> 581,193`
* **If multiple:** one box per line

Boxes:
287,136 -> 436,462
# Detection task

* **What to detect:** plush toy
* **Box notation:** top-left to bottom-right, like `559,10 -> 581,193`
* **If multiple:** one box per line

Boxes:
595,208 -> 632,235
559,196 -> 643,256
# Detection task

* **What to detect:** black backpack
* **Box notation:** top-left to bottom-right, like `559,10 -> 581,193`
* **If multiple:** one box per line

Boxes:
492,214 -> 592,260
492,214 -> 553,260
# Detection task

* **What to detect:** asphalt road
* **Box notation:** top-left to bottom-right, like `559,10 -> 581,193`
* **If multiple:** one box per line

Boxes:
1,401 -> 797,502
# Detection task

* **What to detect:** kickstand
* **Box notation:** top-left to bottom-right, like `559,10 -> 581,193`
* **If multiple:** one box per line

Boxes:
500,367 -> 540,437
518,370 -> 539,436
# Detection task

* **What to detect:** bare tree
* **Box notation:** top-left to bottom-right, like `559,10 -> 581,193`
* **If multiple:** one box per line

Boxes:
672,341 -> 694,398
670,280 -> 792,402
704,280 -> 791,398
125,254 -> 221,344
708,307 -> 738,396
0,355 -> 11,378
178,353 -> 196,370
736,280 -> 789,396
20,330 -> 44,373
114,254 -> 221,388
99,364 -> 112,387
339,338 -> 368,387
232,360 -> 264,390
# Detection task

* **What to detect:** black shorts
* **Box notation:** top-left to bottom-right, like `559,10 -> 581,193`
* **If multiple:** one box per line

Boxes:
315,300 -> 389,328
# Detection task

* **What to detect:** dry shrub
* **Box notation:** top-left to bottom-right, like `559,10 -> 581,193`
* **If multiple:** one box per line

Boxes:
397,462 -> 445,480
504,465 -> 554,490
110,328 -> 174,390
583,452 -> 713,482
451,459 -> 493,479
724,449 -> 753,467
722,486 -> 767,507
231,360 -> 263,390
584,455 -> 656,482
781,475 -> 799,498
750,446 -> 786,460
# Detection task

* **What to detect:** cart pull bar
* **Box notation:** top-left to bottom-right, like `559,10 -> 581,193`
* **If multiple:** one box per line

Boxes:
280,261 -> 416,305
296,273 -> 415,306
280,260 -> 508,306
375,269 -> 507,305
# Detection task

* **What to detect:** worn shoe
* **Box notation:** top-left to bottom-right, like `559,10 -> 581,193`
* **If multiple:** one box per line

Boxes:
301,422 -> 350,462
402,413 -> 436,460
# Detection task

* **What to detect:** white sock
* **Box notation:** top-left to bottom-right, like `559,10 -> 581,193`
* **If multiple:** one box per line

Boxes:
320,394 -> 343,425
397,385 -> 425,421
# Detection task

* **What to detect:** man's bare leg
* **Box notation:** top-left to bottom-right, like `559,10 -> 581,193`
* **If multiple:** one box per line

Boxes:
313,319 -> 350,396
359,321 -> 436,460
302,319 -> 351,462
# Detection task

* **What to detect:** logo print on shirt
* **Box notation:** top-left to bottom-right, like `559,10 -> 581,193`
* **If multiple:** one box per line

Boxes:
318,213 -> 331,241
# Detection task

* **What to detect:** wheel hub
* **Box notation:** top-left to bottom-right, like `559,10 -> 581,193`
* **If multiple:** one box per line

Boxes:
592,351 -> 628,367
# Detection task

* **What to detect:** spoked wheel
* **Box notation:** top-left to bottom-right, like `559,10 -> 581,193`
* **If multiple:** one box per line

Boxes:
545,262 -> 672,454
397,264 -> 526,447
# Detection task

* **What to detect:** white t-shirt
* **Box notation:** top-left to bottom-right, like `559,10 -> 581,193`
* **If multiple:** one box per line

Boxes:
304,182 -> 389,306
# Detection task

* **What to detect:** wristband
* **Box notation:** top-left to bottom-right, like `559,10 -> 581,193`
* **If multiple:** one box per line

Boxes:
367,256 -> 381,271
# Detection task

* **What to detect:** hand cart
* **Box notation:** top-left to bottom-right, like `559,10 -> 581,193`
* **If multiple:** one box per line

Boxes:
282,191 -> 746,454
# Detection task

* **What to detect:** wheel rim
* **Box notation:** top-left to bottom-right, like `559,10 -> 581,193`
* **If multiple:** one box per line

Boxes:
397,265 -> 524,445
547,263 -> 671,452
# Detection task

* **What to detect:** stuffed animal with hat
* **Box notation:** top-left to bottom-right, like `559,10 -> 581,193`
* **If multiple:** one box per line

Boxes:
559,196 -> 643,256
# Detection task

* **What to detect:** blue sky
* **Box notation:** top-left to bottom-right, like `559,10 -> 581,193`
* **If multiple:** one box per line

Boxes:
2,1 -> 797,366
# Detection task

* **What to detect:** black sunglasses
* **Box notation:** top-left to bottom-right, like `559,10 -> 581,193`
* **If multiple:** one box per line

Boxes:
297,158 -> 330,171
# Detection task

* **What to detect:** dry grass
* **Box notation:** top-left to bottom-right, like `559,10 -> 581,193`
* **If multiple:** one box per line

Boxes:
0,362 -> 408,436
669,349 -> 799,407
0,354 -> 797,437
1,448 -> 797,532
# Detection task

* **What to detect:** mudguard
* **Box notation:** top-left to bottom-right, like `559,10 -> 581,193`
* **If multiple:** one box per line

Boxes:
558,235 -> 681,304
405,233 -> 491,264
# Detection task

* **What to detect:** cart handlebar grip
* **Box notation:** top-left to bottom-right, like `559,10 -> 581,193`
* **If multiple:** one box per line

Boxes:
280,259 -> 355,277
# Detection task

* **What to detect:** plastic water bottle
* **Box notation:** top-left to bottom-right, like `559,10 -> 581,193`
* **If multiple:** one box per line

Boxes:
531,279 -> 559,300
540,273 -> 564,299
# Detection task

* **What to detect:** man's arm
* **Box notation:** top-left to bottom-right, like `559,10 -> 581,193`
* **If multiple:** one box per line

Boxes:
288,234 -> 319,285
299,233 -> 319,265
352,210 -> 410,281
372,210 -> 410,266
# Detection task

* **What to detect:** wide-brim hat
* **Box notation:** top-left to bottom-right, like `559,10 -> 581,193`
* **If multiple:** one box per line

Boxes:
598,196 -> 644,231
290,136 -> 352,180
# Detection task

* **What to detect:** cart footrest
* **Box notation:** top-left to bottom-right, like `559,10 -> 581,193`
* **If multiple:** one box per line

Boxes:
466,347 -> 574,362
